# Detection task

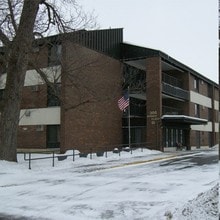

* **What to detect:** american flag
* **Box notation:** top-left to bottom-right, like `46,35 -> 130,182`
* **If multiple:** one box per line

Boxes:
118,92 -> 129,111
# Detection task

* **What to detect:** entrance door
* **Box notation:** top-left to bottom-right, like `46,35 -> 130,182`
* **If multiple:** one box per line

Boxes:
47,125 -> 60,148
163,127 -> 187,148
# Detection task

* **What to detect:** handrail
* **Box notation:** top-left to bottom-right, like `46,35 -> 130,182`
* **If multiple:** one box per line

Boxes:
19,142 -> 152,169
23,149 -> 77,169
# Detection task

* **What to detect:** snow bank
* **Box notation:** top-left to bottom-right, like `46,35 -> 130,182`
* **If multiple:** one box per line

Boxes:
165,184 -> 219,220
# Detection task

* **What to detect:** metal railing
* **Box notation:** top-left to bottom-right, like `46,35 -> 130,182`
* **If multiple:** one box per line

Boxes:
162,106 -> 183,115
20,142 -> 152,169
162,82 -> 189,100
162,72 -> 183,88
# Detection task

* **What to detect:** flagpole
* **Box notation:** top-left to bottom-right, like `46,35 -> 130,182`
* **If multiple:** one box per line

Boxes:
128,86 -> 131,149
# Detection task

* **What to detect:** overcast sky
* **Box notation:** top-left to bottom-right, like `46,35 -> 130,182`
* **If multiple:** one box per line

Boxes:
81,0 -> 218,83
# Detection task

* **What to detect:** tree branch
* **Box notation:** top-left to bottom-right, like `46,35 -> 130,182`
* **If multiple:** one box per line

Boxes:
40,1 -> 66,33
29,61 -> 61,102
64,99 -> 97,112
0,29 -> 10,46
7,0 -> 18,33
29,62 -> 54,87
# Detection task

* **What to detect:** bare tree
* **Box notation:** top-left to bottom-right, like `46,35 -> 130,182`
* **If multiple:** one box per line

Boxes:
219,0 -> 220,160
0,0 -> 96,162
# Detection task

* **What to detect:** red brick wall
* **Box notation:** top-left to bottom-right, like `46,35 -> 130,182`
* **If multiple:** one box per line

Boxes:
60,42 -> 122,153
214,86 -> 219,100
146,57 -> 162,150
29,45 -> 49,69
190,130 -> 210,147
18,125 -> 46,149
188,74 -> 219,147
20,85 -> 47,109
189,74 -> 210,96
18,85 -> 48,149
199,80 -> 208,96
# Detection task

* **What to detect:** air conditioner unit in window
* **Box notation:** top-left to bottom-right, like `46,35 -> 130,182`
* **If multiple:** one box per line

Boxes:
36,125 -> 44,131
31,85 -> 39,92
25,110 -> 31,117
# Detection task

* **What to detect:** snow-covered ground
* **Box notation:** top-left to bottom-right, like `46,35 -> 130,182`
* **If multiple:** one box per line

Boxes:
0,147 -> 218,220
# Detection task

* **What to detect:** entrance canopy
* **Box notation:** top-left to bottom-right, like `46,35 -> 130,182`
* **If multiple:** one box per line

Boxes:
161,115 -> 208,125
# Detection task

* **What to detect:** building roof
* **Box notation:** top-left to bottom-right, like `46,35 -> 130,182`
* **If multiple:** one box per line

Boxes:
121,42 -> 218,87
35,28 -> 123,59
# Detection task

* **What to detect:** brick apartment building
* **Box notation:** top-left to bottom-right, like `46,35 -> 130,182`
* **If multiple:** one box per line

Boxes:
0,28 -> 218,153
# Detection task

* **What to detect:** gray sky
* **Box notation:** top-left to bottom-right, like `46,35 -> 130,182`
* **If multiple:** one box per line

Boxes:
81,0 -> 218,83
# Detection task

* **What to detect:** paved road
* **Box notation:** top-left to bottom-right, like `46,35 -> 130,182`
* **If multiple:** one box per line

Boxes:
160,149 -> 218,169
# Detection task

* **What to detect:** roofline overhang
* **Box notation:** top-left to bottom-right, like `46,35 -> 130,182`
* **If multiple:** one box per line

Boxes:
161,115 -> 208,125
121,43 -> 218,86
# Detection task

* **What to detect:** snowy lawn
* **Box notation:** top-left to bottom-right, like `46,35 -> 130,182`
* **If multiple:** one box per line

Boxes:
0,148 -> 218,220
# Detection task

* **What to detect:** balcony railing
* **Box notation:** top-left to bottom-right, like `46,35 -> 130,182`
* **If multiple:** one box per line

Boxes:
162,82 -> 189,100
162,72 -> 189,100
162,72 -> 183,88
162,106 -> 183,115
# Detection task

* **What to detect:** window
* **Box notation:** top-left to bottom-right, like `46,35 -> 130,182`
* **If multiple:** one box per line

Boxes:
48,44 -> 62,66
0,89 -> 4,101
193,77 -> 199,92
194,104 -> 200,117
31,85 -> 39,92
208,108 -> 212,121
0,89 -> 5,101
216,110 -> 219,122
0,63 -> 6,74
47,84 -> 61,106
207,84 -> 213,98
195,131 -> 200,148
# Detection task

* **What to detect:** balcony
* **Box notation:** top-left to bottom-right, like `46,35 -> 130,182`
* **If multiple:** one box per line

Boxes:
162,82 -> 189,100
123,99 -> 146,118
162,106 -> 183,115
162,73 -> 189,100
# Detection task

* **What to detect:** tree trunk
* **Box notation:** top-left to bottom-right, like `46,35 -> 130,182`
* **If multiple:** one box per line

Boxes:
0,0 -> 42,162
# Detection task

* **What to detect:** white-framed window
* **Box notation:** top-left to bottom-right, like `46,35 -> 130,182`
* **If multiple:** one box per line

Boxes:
193,77 -> 199,91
